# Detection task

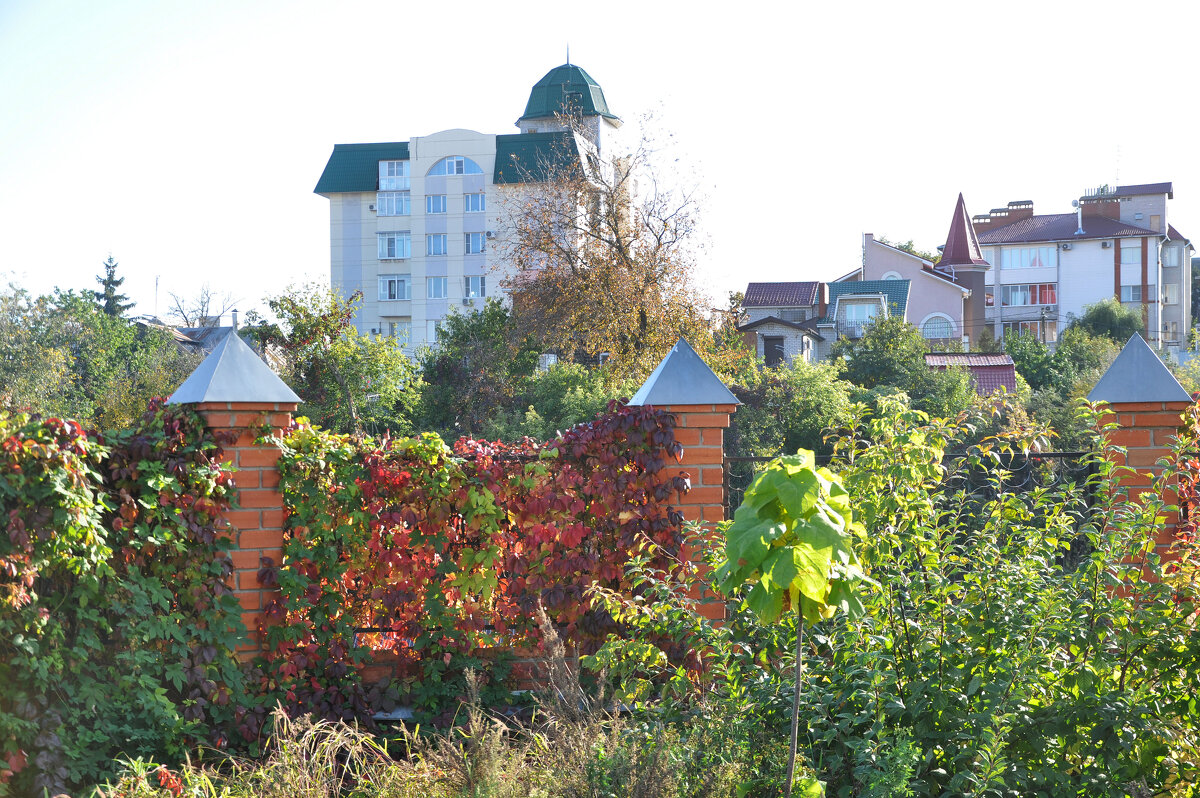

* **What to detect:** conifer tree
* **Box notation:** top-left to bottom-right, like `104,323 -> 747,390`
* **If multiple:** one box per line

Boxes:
93,255 -> 134,317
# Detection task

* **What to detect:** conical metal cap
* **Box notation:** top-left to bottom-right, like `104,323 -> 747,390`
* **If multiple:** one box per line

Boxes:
169,332 -> 301,404
1087,333 -> 1192,403
628,339 -> 739,407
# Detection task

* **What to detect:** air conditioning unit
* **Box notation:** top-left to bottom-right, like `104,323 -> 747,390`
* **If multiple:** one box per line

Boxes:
462,298 -> 473,305
1101,241 -> 1112,249
485,231 -> 496,239
368,204 -> 376,211
1061,243 -> 1072,251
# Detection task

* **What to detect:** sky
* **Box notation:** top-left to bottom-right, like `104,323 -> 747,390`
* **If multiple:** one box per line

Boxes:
2,0 -> 1199,321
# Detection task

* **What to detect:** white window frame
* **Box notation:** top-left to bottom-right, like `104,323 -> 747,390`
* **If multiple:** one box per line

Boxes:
1120,284 -> 1156,302
464,192 -> 486,213
378,274 -> 411,301
379,160 -> 410,190
376,191 -> 410,216
377,231 -> 411,260
427,319 -> 439,344
1120,240 -> 1141,266
426,194 -> 447,214
390,319 -> 412,344
464,232 -> 485,254
465,275 -> 486,298
1000,283 -> 1057,306
1000,246 -> 1057,270
920,313 -> 955,339
842,301 -> 879,323
427,276 -> 448,299
1163,246 -> 1182,267
426,234 -> 447,256
428,156 -> 483,176
1163,283 -> 1180,305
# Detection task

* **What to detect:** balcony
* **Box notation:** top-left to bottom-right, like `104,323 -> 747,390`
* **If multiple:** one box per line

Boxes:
837,321 -> 872,339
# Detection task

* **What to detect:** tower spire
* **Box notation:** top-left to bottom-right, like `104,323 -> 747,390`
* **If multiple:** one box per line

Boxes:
566,44 -> 570,65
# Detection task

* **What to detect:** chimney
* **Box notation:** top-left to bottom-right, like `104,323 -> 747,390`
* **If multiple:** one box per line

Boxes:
1005,200 -> 1034,223
817,284 -> 827,319
231,308 -> 239,330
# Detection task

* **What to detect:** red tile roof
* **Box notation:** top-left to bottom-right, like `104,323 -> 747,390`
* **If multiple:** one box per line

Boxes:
743,281 -> 820,307
977,214 -> 1159,245
939,193 -> 989,268
924,353 -> 1017,396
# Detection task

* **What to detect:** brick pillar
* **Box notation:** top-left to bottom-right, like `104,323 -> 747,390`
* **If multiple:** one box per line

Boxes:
664,403 -> 736,621
194,400 -> 297,659
1104,399 -> 1191,558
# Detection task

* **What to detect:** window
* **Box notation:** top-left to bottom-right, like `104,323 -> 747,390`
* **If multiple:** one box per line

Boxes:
1163,246 -> 1182,267
427,319 -> 439,344
881,271 -> 903,280
1165,321 -> 1181,342
464,232 -> 485,254
763,336 -> 785,367
389,320 -> 412,343
842,302 -> 878,323
378,274 -> 411,300
427,277 -> 448,299
1000,283 -> 1056,306
779,308 -> 807,323
426,194 -> 447,214
465,275 -> 486,298
1120,284 -> 1156,302
464,192 -> 486,212
426,234 -> 447,256
1120,240 -> 1141,266
1000,246 -> 1057,269
428,156 -> 483,176
376,191 -> 410,216
921,316 -> 953,339
1163,283 -> 1180,305
379,160 -> 409,190
377,232 -> 411,260
1003,320 -> 1057,343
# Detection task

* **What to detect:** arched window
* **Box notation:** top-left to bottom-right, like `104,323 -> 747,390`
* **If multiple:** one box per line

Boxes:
881,271 -> 902,280
427,156 -> 483,176
921,315 -> 954,339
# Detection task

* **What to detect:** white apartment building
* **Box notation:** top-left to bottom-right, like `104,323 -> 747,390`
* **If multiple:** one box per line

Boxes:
974,183 -> 1193,350
314,64 -> 621,352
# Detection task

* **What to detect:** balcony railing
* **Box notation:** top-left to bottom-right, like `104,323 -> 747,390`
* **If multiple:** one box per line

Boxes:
838,321 -> 872,338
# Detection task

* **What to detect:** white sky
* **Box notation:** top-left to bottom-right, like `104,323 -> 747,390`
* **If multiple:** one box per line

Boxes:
2,0 -> 1199,319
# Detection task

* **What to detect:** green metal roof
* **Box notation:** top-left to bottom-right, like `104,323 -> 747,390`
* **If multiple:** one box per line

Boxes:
519,64 -> 619,122
494,132 -> 581,184
820,279 -> 911,323
314,141 -> 409,195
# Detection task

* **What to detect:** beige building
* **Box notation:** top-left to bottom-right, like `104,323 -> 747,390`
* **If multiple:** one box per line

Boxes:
314,64 -> 621,354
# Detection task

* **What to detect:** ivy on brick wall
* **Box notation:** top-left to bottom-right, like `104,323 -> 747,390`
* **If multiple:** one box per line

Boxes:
260,401 -> 690,724
0,401 -> 247,797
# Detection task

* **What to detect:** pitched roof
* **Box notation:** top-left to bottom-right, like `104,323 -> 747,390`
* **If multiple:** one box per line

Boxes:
939,193 -> 989,268
821,279 -> 910,322
737,316 -> 825,340
1169,224 -> 1190,242
977,214 -> 1160,245
743,282 -> 820,307
314,142 -> 409,194
494,131 -> 581,184
924,353 -> 1014,368
628,338 -> 739,407
520,64 -> 620,122
169,331 -> 301,404
1088,333 -> 1192,403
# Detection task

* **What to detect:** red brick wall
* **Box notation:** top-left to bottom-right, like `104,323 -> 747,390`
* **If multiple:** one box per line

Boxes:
664,402 -> 736,621
1103,400 -> 1191,557
194,400 -> 296,660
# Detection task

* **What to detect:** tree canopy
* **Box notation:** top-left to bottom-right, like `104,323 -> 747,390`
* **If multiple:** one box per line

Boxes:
1066,297 -> 1143,344
92,255 -> 134,317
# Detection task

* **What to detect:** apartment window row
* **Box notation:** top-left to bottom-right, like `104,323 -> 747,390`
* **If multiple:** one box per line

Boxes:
1120,284 -> 1157,303
378,191 -> 485,216
379,275 -> 486,301
1002,320 -> 1058,343
1120,240 -> 1142,266
1000,246 -> 1056,270
1000,283 -> 1056,306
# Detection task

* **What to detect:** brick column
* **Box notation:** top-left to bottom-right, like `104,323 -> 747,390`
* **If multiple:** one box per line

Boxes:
665,403 -> 735,621
194,400 -> 297,659
1103,399 -> 1191,557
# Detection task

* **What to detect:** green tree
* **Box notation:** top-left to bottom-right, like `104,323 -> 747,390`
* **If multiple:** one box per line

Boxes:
831,315 -> 973,417
730,358 -> 852,457
263,284 -> 420,435
1066,297 -> 1143,344
417,300 -> 539,438
92,255 -> 134,317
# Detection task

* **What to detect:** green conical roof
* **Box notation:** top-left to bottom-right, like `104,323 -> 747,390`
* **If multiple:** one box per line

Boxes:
520,64 -> 619,122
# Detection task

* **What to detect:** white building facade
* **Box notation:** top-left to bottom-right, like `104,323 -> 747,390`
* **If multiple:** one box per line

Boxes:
314,64 -> 621,353
975,184 -> 1193,349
